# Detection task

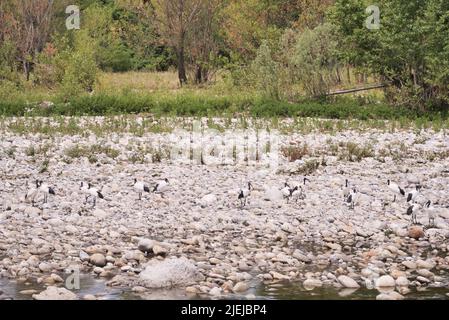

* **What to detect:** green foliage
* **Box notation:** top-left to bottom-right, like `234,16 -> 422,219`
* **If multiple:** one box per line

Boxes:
250,41 -> 281,99
331,0 -> 449,108
290,23 -> 341,97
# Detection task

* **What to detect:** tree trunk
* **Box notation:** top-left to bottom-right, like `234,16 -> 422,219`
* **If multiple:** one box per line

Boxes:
195,65 -> 202,84
23,61 -> 30,81
177,47 -> 187,86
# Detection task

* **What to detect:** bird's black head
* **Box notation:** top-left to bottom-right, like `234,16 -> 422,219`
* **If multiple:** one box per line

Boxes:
290,186 -> 298,195
88,183 -> 91,189
134,178 -> 137,184
165,178 -> 169,183
387,180 -> 390,185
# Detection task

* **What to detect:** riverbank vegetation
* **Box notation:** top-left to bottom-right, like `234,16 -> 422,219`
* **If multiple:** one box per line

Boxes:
1,0 -> 448,119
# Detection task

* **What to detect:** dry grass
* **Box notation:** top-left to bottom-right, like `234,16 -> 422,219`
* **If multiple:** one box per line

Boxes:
281,143 -> 310,162
97,71 -> 181,93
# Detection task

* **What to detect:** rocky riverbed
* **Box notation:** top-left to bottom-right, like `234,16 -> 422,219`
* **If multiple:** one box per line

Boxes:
1,117 -> 449,300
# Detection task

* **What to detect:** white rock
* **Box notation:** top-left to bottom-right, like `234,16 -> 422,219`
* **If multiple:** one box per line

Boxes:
199,194 -> 217,207
32,286 -> 77,300
263,186 -> 284,202
337,275 -> 360,288
376,275 -> 396,288
139,257 -> 204,288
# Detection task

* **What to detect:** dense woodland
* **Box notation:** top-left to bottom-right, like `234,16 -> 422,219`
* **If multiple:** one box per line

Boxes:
0,0 -> 449,115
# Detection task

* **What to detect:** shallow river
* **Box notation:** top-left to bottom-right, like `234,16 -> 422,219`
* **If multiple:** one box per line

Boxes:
1,276 -> 448,300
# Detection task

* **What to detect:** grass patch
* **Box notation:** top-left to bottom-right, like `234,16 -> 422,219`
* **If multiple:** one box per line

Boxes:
1,91 -> 448,123
64,144 -> 120,161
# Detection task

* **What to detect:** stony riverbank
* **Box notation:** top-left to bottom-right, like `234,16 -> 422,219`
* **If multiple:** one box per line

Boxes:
1,117 -> 449,300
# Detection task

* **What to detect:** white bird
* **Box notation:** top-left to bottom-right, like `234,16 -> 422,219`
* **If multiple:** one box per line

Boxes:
133,179 -> 150,200
346,187 -> 358,209
80,182 -> 104,207
406,202 -> 421,225
25,180 -> 41,207
291,186 -> 305,203
39,181 -> 56,204
423,200 -> 436,226
281,183 -> 292,203
387,180 -> 406,202
238,182 -> 253,207
406,185 -> 422,203
153,178 -> 169,196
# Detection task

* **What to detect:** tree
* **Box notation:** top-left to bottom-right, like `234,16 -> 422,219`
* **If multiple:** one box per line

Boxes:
331,0 -> 449,108
1,0 -> 54,80
152,0 -> 203,85
291,23 -> 341,97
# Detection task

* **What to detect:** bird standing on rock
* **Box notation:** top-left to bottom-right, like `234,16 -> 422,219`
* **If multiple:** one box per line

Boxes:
281,182 -> 292,203
133,179 -> 150,200
39,181 -> 56,204
238,182 -> 253,208
423,200 -> 436,227
346,188 -> 358,210
406,202 -> 420,225
387,180 -> 405,202
80,182 -> 104,207
25,180 -> 41,207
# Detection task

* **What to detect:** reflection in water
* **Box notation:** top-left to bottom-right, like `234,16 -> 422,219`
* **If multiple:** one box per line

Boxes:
1,276 -> 448,300
256,281 -> 449,300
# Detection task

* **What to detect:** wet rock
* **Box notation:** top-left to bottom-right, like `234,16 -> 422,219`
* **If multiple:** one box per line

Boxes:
233,282 -> 249,293
303,279 -> 323,289
376,291 -> 404,300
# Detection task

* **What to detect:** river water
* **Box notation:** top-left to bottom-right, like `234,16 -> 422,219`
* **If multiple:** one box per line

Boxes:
1,276 -> 448,300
